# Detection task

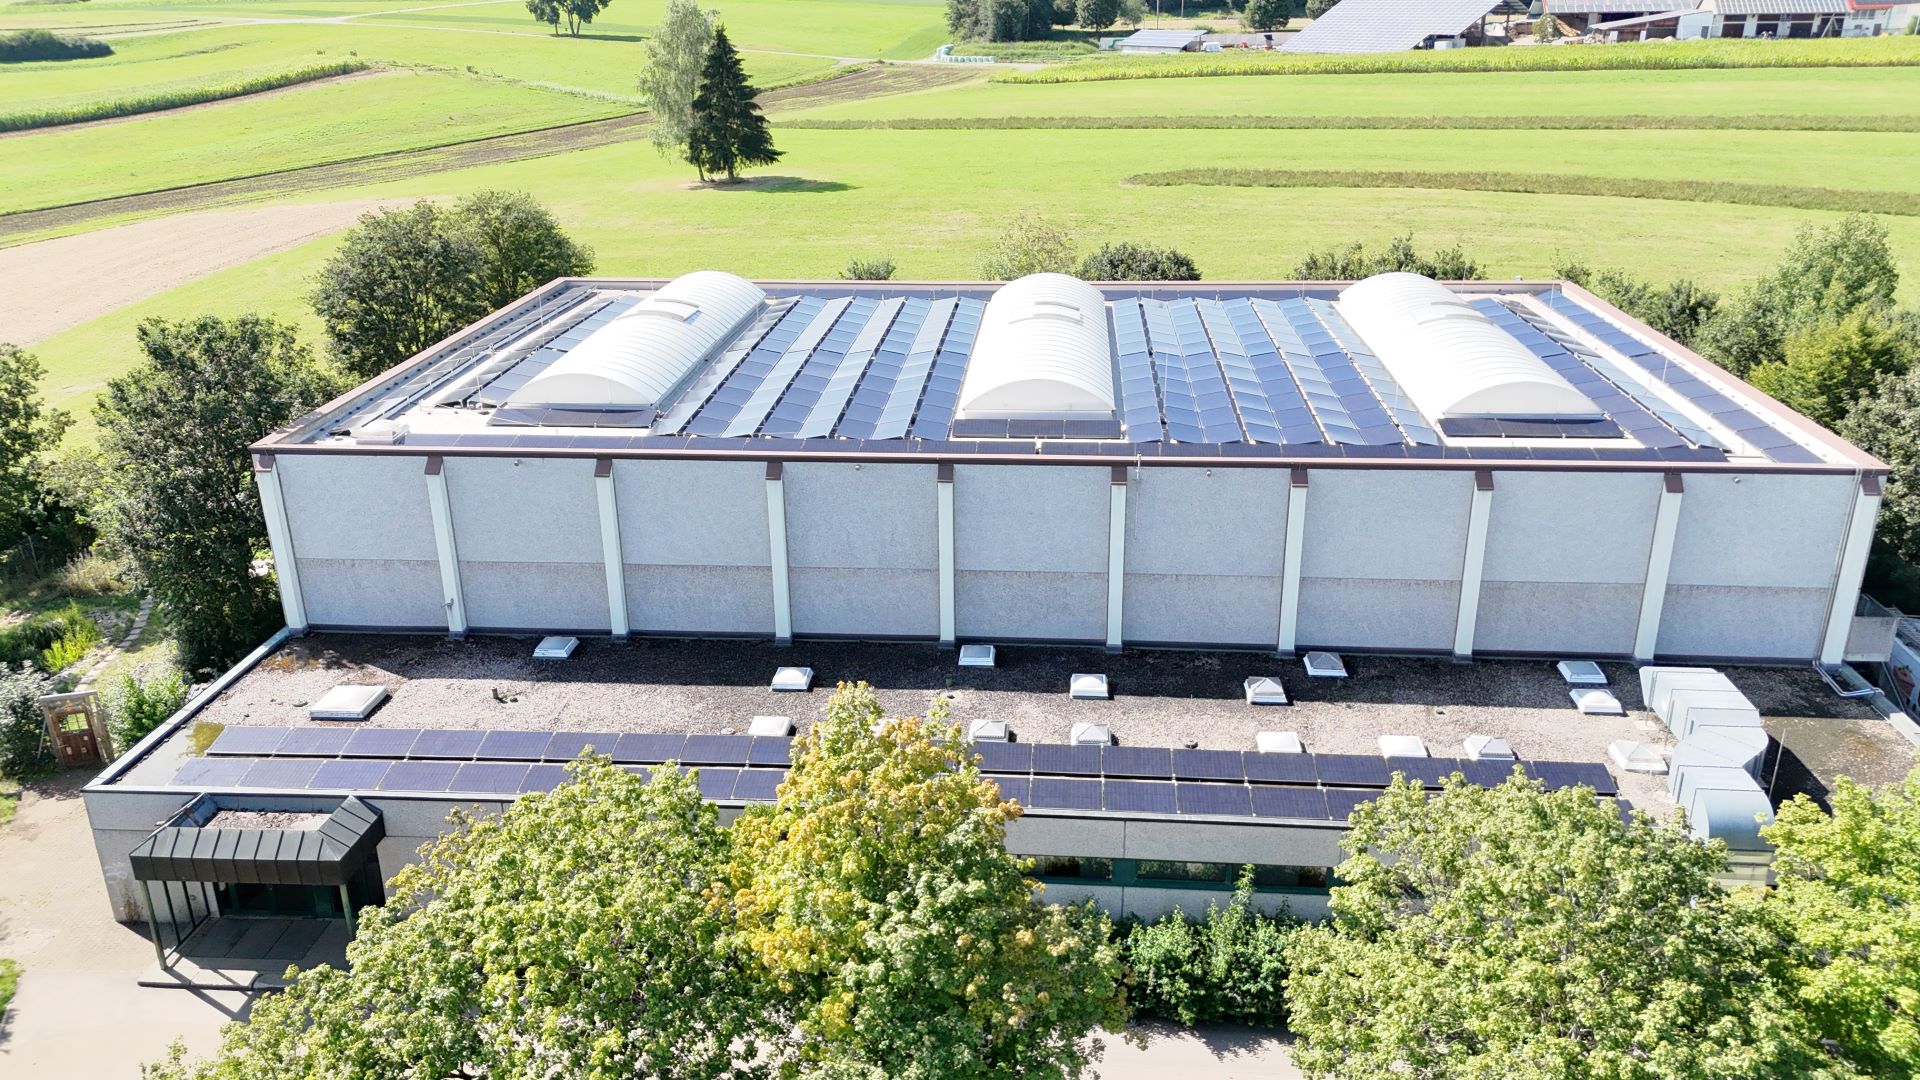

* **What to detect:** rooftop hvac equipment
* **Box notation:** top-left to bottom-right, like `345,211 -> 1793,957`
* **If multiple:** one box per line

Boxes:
1556,660 -> 1607,686
1664,688 -> 1762,739
1639,666 -> 1736,718
309,685 -> 389,721
1670,730 -> 1765,786
1607,740 -> 1668,775
1569,688 -> 1625,716
747,715 -> 794,737
1244,676 -> 1289,705
1303,651 -> 1348,678
533,636 -> 579,660
1070,722 -> 1113,746
1069,673 -> 1110,700
958,644 -> 997,668
770,666 -> 814,692
1463,735 -> 1515,761
956,274 -> 1116,421
1673,764 -> 1773,850
1378,734 -> 1428,758
1255,731 -> 1305,754
351,421 -> 408,446
1335,273 -> 1601,424
968,719 -> 1011,742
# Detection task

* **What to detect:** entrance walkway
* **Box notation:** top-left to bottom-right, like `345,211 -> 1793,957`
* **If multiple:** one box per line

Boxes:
141,918 -> 350,991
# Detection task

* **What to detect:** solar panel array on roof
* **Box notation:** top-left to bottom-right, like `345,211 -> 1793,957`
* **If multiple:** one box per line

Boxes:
1545,0 -> 1694,11
472,295 -> 641,407
1714,0 -> 1843,12
1284,0 -> 1504,53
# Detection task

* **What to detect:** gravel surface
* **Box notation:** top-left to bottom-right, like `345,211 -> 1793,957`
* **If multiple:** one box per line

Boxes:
203,810 -> 330,831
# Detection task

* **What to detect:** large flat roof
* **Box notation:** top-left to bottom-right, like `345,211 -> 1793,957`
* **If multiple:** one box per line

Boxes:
257,278 -> 1880,475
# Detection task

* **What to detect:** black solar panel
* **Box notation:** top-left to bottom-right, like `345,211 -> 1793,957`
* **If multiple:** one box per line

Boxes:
410,729 -> 485,760
341,728 -> 420,759
1315,754 -> 1393,788
310,759 -> 391,790
613,732 -> 686,764
681,734 -> 752,766
174,756 -> 255,786
748,736 -> 792,767
732,769 -> 785,801
1029,777 -> 1102,810
1102,745 -> 1173,779
1244,751 -> 1317,784
520,764 -> 571,793
973,742 -> 1032,774
379,761 -> 461,791
241,758 -> 321,788
1251,786 -> 1330,819
1176,782 -> 1253,817
276,728 -> 353,757
982,774 -> 1030,804
455,762 -> 530,794
477,730 -> 550,762
1612,797 -> 1635,824
694,768 -> 738,800
542,731 -> 620,762
1529,761 -> 1618,796
1031,744 -> 1102,777
1384,757 -> 1457,789
1324,787 -> 1382,820
1456,758 -> 1526,788
1104,779 -> 1178,814
1173,749 -> 1245,782
206,727 -> 287,757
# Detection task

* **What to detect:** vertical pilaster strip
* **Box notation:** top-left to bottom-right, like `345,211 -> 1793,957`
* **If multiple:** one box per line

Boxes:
594,458 -> 629,639
1633,471 -> 1685,662
253,453 -> 307,633
1452,470 -> 1495,660
423,455 -> 467,637
1819,474 -> 1884,666
937,464 -> 956,647
765,461 -> 792,645
1277,467 -> 1309,656
1106,465 -> 1128,652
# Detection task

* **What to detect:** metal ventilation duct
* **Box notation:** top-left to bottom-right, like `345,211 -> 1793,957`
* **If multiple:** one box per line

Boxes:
1335,273 -> 1601,421
957,273 -> 1116,420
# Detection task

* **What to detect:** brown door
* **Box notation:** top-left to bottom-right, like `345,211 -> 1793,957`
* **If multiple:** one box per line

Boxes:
52,710 -> 100,766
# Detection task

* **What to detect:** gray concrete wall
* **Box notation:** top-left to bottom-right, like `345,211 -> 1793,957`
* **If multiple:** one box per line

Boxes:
784,463 -> 939,638
953,465 -> 1108,642
1123,469 -> 1287,646
1658,472 -> 1855,659
276,454 -> 443,629
614,460 -> 774,635
445,457 -> 609,632
1296,470 -> 1473,652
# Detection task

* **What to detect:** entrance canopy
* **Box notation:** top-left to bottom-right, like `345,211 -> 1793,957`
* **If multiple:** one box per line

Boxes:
130,794 -> 383,887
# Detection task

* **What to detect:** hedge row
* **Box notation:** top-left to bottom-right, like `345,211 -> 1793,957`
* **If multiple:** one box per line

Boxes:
778,112 -> 1920,133
0,28 -> 111,62
0,60 -> 370,133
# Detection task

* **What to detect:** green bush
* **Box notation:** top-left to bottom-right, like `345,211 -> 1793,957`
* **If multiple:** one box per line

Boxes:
0,604 -> 97,670
1080,241 -> 1201,281
0,665 -> 58,780
1121,871 -> 1298,1026
107,670 -> 187,752
840,256 -> 897,281
0,29 -> 111,62
37,621 -> 99,675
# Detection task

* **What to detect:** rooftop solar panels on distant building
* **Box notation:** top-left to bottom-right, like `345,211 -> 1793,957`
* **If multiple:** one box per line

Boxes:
613,732 -> 686,764
1102,745 -> 1174,779
1176,783 -> 1254,817
1032,743 -> 1103,776
1252,786 -> 1331,820
242,758 -> 321,789
310,759 -> 392,790
1104,779 -> 1178,814
174,756 -> 256,787
380,761 -> 462,791
732,769 -> 786,802
1315,753 -> 1393,787
695,768 -> 739,799
983,774 -> 1030,805
1173,748 -> 1245,782
681,734 -> 753,765
275,727 -> 353,757
973,741 -> 1032,774
410,729 -> 485,760
1029,777 -> 1103,811
455,762 -> 531,794
543,731 -> 620,762
1528,760 -> 1620,796
1324,787 -> 1382,819
477,730 -> 550,761
1385,757 -> 1458,789
748,736 -> 793,767
207,727 -> 288,757
342,728 -> 420,758
520,764 -> 572,793
1244,750 -> 1318,784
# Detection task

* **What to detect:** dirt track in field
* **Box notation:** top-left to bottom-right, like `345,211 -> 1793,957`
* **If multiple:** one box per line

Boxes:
0,65 -> 983,245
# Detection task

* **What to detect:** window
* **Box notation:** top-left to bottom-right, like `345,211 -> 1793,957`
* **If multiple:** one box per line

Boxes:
1251,865 -> 1329,889
1031,856 -> 1113,881
1137,860 -> 1237,884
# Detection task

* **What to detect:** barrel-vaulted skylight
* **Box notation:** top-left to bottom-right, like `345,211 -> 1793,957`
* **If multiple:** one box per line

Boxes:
956,273 -> 1116,420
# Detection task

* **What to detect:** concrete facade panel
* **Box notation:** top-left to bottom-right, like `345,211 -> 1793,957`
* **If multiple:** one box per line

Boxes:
297,558 -> 445,629
1122,820 -> 1347,867
790,567 -> 939,638
954,465 -> 1108,574
1656,584 -> 1832,660
1300,470 -> 1473,581
784,463 -> 938,571
624,564 -> 774,635
1122,573 -> 1281,647
1295,576 -> 1461,652
276,454 -> 437,561
461,561 -> 611,632
1003,815 -> 1128,858
444,457 -> 601,563
1482,471 -> 1661,584
955,570 -> 1106,642
1124,468 -> 1287,577
1667,473 -> 1854,588
1473,581 -> 1644,656
614,460 -> 770,567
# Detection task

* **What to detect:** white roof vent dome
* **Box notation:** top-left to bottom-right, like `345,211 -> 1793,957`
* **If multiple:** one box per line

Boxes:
508,270 -> 766,411
1335,272 -> 1600,421
957,273 -> 1115,420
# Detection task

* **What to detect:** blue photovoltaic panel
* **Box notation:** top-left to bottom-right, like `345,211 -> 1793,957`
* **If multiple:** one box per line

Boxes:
275,728 -> 353,757
748,736 -> 793,767
410,729 -> 485,760
520,764 -> 571,793
1029,777 -> 1103,810
174,756 -> 256,787
681,734 -> 753,765
695,767 -> 739,800
1528,760 -> 1619,796
733,768 -> 786,801
1104,779 -> 1178,814
1196,299 -> 1289,444
681,297 -> 828,436
1110,299 -> 1165,441
1282,300 -> 1410,447
1456,758 -> 1527,788
380,760 -> 461,792
613,732 -> 687,764
973,741 -> 1033,774
858,298 -> 955,440
908,299 -> 985,439
476,730 -> 550,762
651,299 -> 798,434
206,727 -> 288,757
310,759 -> 392,790
1102,745 -> 1173,779
1252,786 -> 1330,819
542,731 -> 620,762
1176,782 -> 1253,817
1142,298 -> 1243,444
1244,752 -> 1318,785
472,295 -> 640,407
1312,304 -> 1440,445
797,297 -> 902,439
342,728 -> 420,759
1172,748 -> 1245,782
1032,743 -> 1103,777
983,774 -> 1030,804
242,758 -> 321,789
455,762 -> 530,794
1324,787 -> 1382,820
1612,798 -> 1635,824
1384,757 -> 1456,789
757,297 -> 879,437
1315,754 -> 1393,788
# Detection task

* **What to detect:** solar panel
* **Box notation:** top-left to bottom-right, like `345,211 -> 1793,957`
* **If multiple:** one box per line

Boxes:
613,732 -> 687,764
1244,752 -> 1318,784
380,761 -> 461,791
341,728 -> 420,759
973,741 -> 1033,774
1102,745 -> 1173,779
1252,786 -> 1331,819
1104,779 -> 1178,814
1456,758 -> 1526,788
982,774 -> 1030,804
1324,787 -> 1382,819
1172,748 -> 1246,782
241,758 -> 321,789
542,732 -> 620,762
476,730 -> 550,762
1528,761 -> 1619,796
455,762 -> 531,794
1028,777 -> 1103,810
410,729 -> 485,760
205,727 -> 288,757
1176,782 -> 1253,816
694,768 -> 739,800
733,769 -> 786,801
748,736 -> 793,767
309,759 -> 392,790
173,756 -> 255,787
681,734 -> 753,766
520,764 -> 571,793
1031,743 -> 1103,777
275,728 -> 353,757
1315,753 -> 1393,787
1384,757 -> 1456,789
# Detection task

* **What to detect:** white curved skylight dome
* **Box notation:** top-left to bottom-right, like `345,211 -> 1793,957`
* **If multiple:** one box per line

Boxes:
508,270 -> 766,410
957,273 -> 1115,420
1336,272 -> 1599,420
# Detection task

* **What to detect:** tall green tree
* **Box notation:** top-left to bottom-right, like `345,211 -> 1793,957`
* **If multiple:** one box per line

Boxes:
1243,0 -> 1290,30
685,27 -> 781,183
1285,777 -> 1841,1079
1843,365 -> 1920,566
1765,766 -> 1920,1079
527,0 -> 611,34
1304,0 -> 1335,18
145,761 -> 780,1080
1075,0 -> 1120,30
637,0 -> 716,162
454,189 -> 596,310
0,344 -> 72,553
725,684 -> 1128,1080
1749,307 -> 1911,429
1553,259 -> 1719,348
93,316 -> 347,674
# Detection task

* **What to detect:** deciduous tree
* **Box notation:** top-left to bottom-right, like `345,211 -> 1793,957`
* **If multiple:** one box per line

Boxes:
978,214 -> 1078,279
1842,365 -> 1920,566
454,189 -> 595,309
1076,0 -> 1120,31
1292,233 -> 1482,280
685,27 -> 781,182
638,0 -> 716,161
0,344 -> 72,553
1749,307 -> 1910,428
1243,0 -> 1289,29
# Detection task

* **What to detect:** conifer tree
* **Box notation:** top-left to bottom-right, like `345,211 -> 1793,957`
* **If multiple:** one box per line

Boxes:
685,27 -> 780,183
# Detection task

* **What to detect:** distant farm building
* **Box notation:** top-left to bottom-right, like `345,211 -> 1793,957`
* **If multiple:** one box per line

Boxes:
1284,0 -> 1517,53
1571,0 -> 1862,38
1116,28 -> 1207,52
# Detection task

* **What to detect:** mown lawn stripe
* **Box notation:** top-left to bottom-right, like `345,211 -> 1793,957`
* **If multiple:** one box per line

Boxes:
0,60 -> 370,133
778,113 -> 1920,134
